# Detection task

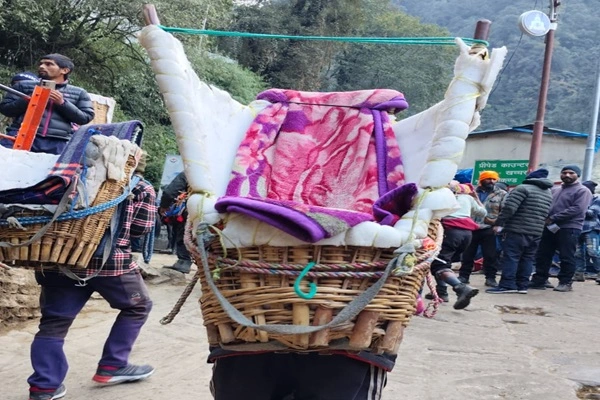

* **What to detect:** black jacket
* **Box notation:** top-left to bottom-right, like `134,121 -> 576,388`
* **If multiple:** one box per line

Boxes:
0,79 -> 94,141
160,171 -> 188,209
495,178 -> 553,236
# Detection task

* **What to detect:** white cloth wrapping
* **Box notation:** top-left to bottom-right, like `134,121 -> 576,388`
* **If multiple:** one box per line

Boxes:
139,26 -> 507,248
0,146 -> 57,191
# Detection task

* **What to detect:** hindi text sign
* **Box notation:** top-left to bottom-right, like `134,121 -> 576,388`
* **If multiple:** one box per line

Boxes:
472,160 -> 529,186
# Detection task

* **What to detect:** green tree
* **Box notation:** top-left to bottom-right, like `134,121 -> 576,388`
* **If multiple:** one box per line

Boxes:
398,0 -> 600,131
0,0 -> 267,187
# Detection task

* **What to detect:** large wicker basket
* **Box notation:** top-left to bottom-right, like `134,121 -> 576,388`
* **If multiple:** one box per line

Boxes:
196,220 -> 442,355
0,155 -> 137,268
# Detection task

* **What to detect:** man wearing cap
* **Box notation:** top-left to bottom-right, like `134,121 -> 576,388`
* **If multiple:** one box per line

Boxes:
486,168 -> 553,294
458,170 -> 508,287
574,180 -> 600,281
530,165 -> 592,292
0,53 -> 94,154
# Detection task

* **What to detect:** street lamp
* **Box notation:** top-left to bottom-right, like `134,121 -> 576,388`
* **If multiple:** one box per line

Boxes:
523,0 -> 561,173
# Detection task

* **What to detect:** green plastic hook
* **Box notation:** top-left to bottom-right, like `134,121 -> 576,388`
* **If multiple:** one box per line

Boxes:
294,262 -> 318,299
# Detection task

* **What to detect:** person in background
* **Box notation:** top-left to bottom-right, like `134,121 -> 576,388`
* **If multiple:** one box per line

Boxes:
129,152 -> 152,256
0,72 -> 38,134
159,171 -> 193,273
0,54 -> 94,154
486,168 -> 553,294
427,181 -> 486,309
458,170 -> 508,287
530,165 -> 592,292
27,157 -> 157,400
574,180 -> 600,281
495,181 -> 509,192
10,71 -> 39,86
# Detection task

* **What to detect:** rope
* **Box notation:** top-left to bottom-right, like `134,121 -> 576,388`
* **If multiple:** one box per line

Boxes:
159,217 -> 203,325
0,181 -> 136,227
422,269 -> 442,318
160,267 -> 202,325
142,223 -> 155,264
157,25 -> 489,47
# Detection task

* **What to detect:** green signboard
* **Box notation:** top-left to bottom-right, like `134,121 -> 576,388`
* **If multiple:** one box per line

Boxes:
472,159 -> 529,186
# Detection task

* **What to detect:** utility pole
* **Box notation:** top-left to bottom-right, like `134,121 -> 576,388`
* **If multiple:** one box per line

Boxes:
527,0 -> 561,172
582,60 -> 600,181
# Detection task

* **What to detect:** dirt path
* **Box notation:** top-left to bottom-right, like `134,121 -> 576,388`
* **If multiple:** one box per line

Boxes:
1,254 -> 599,399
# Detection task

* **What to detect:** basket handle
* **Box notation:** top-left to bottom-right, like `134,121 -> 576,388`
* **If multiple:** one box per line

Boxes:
198,241 -> 401,335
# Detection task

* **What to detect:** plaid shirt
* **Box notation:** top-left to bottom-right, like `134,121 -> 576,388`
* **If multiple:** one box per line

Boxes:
474,185 -> 507,229
70,178 -> 157,278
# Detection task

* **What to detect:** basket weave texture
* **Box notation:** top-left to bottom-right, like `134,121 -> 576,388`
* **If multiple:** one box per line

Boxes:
0,155 -> 137,268
199,220 -> 442,355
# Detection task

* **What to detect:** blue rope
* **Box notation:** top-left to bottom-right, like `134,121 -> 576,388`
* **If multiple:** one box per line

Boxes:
0,176 -> 141,227
141,179 -> 155,263
142,223 -> 155,264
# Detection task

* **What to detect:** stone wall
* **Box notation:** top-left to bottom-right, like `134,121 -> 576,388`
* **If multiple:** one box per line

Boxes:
0,267 -> 40,327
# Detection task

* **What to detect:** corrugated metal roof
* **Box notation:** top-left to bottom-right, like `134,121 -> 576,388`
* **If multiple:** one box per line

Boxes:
469,124 -> 590,139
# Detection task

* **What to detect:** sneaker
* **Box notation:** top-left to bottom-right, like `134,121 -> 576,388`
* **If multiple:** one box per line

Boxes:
517,288 -> 528,294
458,276 -> 470,284
544,280 -> 555,289
573,273 -> 585,282
425,292 -> 449,302
553,283 -> 573,292
584,273 -> 598,280
453,284 -> 479,310
484,278 -> 498,287
29,384 -> 66,400
93,364 -> 155,385
485,287 -> 518,294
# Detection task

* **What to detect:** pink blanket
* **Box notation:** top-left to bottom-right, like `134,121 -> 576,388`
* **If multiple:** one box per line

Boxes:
215,89 -> 414,242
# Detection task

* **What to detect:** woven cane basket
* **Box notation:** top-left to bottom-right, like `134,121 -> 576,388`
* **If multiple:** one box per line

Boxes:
198,220 -> 442,355
88,94 -> 115,125
90,101 -> 109,125
0,155 -> 137,268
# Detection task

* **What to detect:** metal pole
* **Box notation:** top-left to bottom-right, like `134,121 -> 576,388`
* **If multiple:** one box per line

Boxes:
527,0 -> 560,172
582,60 -> 600,181
0,83 -> 30,100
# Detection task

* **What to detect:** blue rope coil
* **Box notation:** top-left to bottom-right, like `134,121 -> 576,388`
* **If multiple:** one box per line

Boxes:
0,176 -> 140,227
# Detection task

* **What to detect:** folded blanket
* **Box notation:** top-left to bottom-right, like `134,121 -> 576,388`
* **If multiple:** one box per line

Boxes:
215,89 -> 411,242
0,120 -> 142,205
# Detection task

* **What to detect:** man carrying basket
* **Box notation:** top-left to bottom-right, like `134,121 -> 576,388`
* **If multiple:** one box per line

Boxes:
27,158 -> 157,400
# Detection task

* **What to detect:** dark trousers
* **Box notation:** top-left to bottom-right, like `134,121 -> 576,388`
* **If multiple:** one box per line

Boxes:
431,228 -> 472,293
171,219 -> 191,261
459,227 -> 498,280
498,232 -> 540,290
211,353 -> 387,400
28,270 -> 152,390
532,227 -> 580,285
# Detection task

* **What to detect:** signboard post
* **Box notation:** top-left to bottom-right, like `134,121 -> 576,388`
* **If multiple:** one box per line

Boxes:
472,160 -> 529,186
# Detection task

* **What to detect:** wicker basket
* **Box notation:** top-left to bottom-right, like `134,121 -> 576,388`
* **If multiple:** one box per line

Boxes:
88,93 -> 116,125
197,220 -> 442,355
0,155 -> 137,268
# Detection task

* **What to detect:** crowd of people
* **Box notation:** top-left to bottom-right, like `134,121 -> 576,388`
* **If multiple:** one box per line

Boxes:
433,164 -> 599,310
